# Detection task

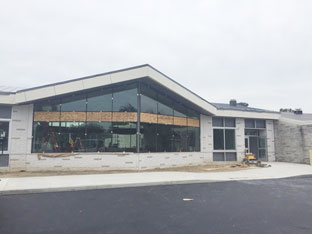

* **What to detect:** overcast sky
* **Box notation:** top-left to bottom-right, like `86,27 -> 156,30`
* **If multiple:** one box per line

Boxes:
1,0 -> 312,112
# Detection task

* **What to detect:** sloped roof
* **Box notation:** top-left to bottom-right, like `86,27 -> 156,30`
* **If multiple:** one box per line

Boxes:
281,112 -> 312,121
0,64 -> 216,114
0,64 -> 280,119
0,86 -> 25,94
212,103 -> 278,114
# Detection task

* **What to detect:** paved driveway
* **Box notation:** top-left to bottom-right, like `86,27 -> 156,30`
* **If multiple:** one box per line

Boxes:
0,176 -> 312,234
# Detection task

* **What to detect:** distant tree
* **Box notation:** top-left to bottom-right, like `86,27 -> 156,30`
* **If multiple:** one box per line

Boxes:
119,104 -> 137,112
280,108 -> 294,113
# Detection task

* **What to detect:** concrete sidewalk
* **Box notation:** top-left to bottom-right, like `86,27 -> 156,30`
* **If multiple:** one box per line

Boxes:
1,162 -> 312,195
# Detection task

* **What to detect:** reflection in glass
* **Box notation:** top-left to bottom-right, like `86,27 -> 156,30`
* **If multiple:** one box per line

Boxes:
111,122 -> 136,152
213,129 -> 224,150
225,129 -> 235,150
0,122 -> 9,151
32,122 -> 61,153
86,122 -> 112,152
32,80 -> 201,153
87,90 -> 112,112
113,86 -> 137,112
61,94 -> 86,112
59,122 -> 86,152
140,123 -> 157,152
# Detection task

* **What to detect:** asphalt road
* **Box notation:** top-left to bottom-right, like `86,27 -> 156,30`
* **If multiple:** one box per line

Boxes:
0,176 -> 312,234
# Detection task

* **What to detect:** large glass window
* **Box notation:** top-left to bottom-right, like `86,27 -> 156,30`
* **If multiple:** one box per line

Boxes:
32,122 -> 61,153
59,122 -> 86,152
141,84 -> 158,114
85,122 -> 112,152
213,118 -> 236,150
61,94 -> 86,112
111,122 -> 136,152
113,85 -> 137,112
34,98 -> 60,112
213,117 -> 235,127
173,102 -> 187,118
245,119 -> 255,128
140,123 -> 157,152
245,119 -> 267,161
187,126 -> 200,151
158,93 -> 173,116
213,129 -> 224,150
32,80 -> 200,153
172,126 -> 188,152
212,118 -> 223,127
225,129 -> 235,150
157,124 -> 173,152
139,83 -> 200,153
245,119 -> 266,129
87,89 -> 112,112
256,120 -> 266,129
213,117 -> 236,161
213,152 -> 237,161
0,121 -> 10,151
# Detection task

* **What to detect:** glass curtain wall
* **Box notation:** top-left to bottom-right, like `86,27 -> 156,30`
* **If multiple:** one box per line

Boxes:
32,81 -> 200,153
139,83 -> 200,152
33,84 -> 138,153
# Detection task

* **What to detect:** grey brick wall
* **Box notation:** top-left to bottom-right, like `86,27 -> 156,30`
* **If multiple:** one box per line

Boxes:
274,119 -> 312,164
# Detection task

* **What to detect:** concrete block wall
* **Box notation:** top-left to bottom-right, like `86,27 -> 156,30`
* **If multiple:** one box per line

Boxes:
302,125 -> 312,163
18,152 -> 212,172
200,115 -> 213,154
138,152 -> 211,170
236,118 -> 245,161
274,119 -> 310,164
266,120 -> 275,161
9,104 -> 33,170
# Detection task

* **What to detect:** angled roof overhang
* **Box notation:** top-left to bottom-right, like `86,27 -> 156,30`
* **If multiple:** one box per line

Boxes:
214,109 -> 280,120
0,64 -> 217,115
0,64 -> 281,120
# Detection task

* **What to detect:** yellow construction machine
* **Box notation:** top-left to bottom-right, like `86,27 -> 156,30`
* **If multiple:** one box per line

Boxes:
242,153 -> 262,167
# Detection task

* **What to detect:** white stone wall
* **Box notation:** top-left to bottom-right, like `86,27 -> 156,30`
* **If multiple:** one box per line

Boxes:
11,152 -> 212,172
266,120 -> 276,162
236,118 -> 245,161
200,114 -> 213,154
9,104 -> 33,170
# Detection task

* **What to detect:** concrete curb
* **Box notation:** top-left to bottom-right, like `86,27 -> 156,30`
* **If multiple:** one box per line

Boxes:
0,180 -> 221,196
1,162 -> 312,195
3,174 -> 312,195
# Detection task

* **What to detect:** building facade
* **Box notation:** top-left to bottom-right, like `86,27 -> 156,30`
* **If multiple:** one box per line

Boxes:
0,65 -> 282,171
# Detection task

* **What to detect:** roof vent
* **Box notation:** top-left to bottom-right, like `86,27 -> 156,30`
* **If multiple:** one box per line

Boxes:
238,102 -> 249,107
294,109 -> 303,115
229,99 -> 237,106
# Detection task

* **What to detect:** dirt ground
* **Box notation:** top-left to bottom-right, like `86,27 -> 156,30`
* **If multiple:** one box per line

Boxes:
0,163 -> 253,178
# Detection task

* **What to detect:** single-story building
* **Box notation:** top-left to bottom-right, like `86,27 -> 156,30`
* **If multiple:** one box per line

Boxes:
0,64 -> 307,171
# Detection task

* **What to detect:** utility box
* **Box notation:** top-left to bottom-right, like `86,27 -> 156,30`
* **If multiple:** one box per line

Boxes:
310,150 -> 312,166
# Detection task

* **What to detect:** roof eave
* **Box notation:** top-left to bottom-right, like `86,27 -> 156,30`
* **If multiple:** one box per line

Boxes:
0,65 -> 218,115
215,109 -> 280,120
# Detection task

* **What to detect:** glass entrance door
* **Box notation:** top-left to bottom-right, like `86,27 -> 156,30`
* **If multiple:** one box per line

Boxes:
258,137 -> 267,161
0,121 -> 9,154
249,136 -> 259,159
244,135 -> 268,161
